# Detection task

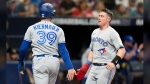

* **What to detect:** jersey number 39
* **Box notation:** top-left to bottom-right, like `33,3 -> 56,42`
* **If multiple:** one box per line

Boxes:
37,31 -> 57,45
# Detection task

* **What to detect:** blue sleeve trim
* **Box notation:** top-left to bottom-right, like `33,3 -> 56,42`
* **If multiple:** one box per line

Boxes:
86,60 -> 92,65
58,43 -> 74,70
19,40 -> 31,60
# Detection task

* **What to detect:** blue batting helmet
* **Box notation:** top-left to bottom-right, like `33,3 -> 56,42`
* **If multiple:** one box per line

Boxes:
39,3 -> 55,18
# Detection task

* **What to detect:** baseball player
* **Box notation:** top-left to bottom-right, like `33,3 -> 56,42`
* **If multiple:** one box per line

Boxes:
18,3 -> 76,84
76,8 -> 126,84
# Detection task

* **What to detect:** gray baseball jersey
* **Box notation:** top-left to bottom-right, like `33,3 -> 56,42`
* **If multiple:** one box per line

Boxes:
24,20 -> 65,56
86,26 -> 124,84
89,27 -> 124,63
24,20 -> 65,84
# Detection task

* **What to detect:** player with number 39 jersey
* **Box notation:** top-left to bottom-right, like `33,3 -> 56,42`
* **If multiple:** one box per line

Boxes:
25,21 -> 65,56
18,3 -> 76,84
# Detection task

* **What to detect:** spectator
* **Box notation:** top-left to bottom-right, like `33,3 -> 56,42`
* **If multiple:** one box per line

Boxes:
17,0 -> 33,17
86,0 -> 97,10
15,0 -> 24,4
26,4 -> 39,17
72,0 -> 93,18
128,0 -> 137,12
7,0 -> 18,17
119,35 -> 143,84
92,1 -> 105,18
30,0 -> 40,6
129,2 -> 143,18
113,4 -> 128,18
10,49 -> 19,61
123,35 -> 143,61
115,0 -> 129,9
38,0 -> 60,11
72,0 -> 80,6
13,0 -> 24,13
102,0 -> 115,10
60,0 -> 76,17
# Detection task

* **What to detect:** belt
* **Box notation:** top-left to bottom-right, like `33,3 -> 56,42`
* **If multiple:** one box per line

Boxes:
36,54 -> 58,58
93,63 -> 107,66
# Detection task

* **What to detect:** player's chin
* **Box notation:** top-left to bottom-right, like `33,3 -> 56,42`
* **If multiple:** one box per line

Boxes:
98,23 -> 102,27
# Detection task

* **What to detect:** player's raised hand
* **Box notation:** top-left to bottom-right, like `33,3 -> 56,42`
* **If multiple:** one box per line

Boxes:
138,43 -> 143,50
133,43 -> 138,50
66,69 -> 77,81
106,63 -> 115,70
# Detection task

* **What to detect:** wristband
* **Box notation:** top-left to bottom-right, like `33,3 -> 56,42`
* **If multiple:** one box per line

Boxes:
111,55 -> 121,66
86,60 -> 92,65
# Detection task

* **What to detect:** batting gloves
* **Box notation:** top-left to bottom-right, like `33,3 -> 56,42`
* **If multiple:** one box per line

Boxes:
76,60 -> 92,80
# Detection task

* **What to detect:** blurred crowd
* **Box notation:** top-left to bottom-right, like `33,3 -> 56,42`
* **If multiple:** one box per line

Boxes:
7,0 -> 143,18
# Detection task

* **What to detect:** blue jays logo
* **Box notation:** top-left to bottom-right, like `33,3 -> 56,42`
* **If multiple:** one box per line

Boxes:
98,48 -> 106,55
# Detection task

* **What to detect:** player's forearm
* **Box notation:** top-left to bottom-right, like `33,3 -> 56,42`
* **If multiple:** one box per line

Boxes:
124,50 -> 136,61
111,48 -> 126,66
19,40 -> 31,60
58,43 -> 74,70
76,50 -> 93,80
116,48 -> 126,59
87,50 -> 93,62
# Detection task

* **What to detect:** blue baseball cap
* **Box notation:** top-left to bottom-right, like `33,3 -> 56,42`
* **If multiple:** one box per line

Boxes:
124,35 -> 134,43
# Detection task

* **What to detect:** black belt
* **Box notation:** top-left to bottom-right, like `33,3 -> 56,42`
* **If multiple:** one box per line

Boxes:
93,63 -> 107,66
36,55 -> 58,58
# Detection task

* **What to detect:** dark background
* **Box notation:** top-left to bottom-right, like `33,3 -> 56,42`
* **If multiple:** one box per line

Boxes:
0,0 -> 6,84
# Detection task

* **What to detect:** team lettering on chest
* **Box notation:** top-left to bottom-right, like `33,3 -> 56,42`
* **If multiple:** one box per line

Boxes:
33,24 -> 59,32
92,37 -> 108,47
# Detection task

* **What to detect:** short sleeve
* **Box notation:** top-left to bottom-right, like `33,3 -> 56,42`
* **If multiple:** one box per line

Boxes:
24,27 -> 32,42
111,31 -> 124,50
89,31 -> 94,50
89,41 -> 93,50
59,29 -> 65,43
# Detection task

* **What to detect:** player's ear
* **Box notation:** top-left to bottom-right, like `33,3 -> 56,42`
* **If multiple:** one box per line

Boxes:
107,16 -> 111,22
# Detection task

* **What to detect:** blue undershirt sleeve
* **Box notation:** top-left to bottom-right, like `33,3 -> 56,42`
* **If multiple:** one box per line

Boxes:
19,40 -> 31,60
58,43 -> 74,70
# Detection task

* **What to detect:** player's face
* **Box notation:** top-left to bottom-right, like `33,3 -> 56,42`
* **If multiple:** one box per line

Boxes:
98,11 -> 110,27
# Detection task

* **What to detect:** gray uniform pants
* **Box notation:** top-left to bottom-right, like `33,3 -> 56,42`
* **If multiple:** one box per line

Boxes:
32,55 -> 60,84
86,64 -> 116,84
